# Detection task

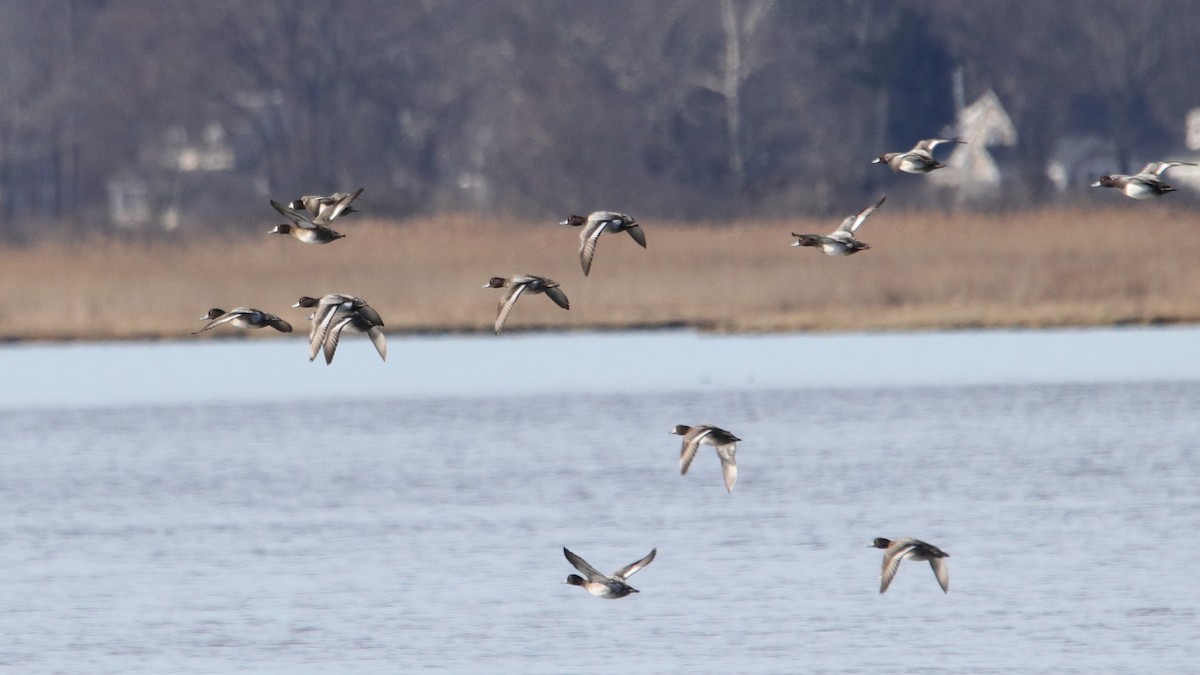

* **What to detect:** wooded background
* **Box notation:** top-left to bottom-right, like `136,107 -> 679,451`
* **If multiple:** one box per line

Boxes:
2,0 -> 1198,240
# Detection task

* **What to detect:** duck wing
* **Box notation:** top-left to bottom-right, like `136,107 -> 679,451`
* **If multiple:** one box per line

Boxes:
367,324 -> 387,362
791,233 -> 823,247
679,426 -> 714,476
321,315 -> 354,365
879,541 -> 916,594
588,211 -> 630,223
930,557 -> 950,593
353,303 -> 384,328
626,224 -> 647,248
715,444 -> 738,493
1139,161 -> 1194,176
579,219 -> 606,276
838,195 -> 886,233
494,282 -> 528,334
913,138 -> 963,155
544,284 -> 570,310
612,548 -> 657,582
563,547 -> 606,583
306,295 -> 358,361
316,187 -> 363,223
322,306 -> 384,364
264,313 -> 293,333
308,303 -> 344,361
1128,174 -> 1167,189
191,309 -> 244,334
271,200 -> 318,228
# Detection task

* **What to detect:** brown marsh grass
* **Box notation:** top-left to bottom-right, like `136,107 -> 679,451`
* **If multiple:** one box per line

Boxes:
2,206 -> 1199,341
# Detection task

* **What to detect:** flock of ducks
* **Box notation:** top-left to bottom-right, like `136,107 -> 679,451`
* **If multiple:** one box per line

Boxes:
191,137 -> 1197,597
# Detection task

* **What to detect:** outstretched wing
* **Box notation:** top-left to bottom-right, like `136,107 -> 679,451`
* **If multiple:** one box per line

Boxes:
271,200 -> 317,228
612,548 -> 657,582
579,220 -> 606,276
322,314 -> 386,364
367,325 -> 387,362
880,543 -> 914,594
930,557 -> 950,593
322,316 -> 354,365
1140,161 -> 1196,177
544,285 -> 570,310
913,138 -> 963,155
838,195 -> 886,233
308,303 -> 344,361
191,310 -> 242,334
679,427 -> 714,475
626,224 -> 647,248
316,187 -> 363,223
265,314 -> 293,333
494,282 -> 528,334
563,548 -> 605,583
354,303 -> 384,328
715,444 -> 738,493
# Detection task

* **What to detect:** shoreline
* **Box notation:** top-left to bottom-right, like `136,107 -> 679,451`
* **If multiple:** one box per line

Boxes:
3,313 -> 1195,345
4,208 -> 1200,343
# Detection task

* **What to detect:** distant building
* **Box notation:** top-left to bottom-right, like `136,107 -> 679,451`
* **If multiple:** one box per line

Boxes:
1046,110 -> 1200,194
105,122 -> 247,230
1045,136 -> 1116,194
166,123 -> 235,173
929,90 -> 1017,199
106,175 -> 152,230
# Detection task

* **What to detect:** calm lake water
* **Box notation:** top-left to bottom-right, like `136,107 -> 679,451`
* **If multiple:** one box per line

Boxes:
2,328 -> 1199,673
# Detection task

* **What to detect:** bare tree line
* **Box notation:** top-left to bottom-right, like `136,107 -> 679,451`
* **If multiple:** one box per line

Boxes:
0,0 -> 1197,240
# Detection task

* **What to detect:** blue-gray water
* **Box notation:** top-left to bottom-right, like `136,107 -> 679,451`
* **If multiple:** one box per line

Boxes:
2,328 -> 1199,673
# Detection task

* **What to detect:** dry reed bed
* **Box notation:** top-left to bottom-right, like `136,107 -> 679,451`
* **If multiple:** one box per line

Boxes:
2,207 -> 1199,341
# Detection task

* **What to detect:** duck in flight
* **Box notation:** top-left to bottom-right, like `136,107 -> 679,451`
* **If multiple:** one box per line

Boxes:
873,138 -> 964,174
288,187 -> 364,220
671,424 -> 741,493
483,275 -> 570,334
561,211 -> 646,276
193,308 -> 292,334
870,537 -> 950,594
1092,161 -> 1197,200
268,189 -> 361,244
292,294 -> 386,364
791,196 -> 886,256
562,547 -> 656,599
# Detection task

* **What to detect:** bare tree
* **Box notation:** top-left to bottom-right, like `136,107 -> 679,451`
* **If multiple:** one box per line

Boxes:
0,1 -> 94,239
713,0 -> 777,194
1074,0 -> 1180,172
2,0 -> 1199,238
